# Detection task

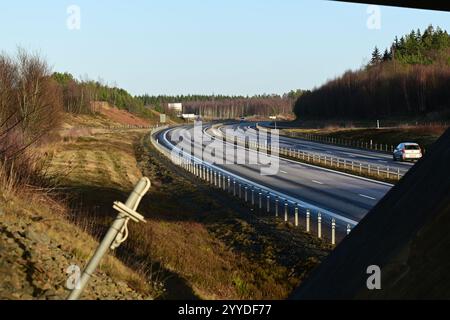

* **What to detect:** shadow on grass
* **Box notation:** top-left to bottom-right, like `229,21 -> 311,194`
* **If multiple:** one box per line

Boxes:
63,184 -> 200,300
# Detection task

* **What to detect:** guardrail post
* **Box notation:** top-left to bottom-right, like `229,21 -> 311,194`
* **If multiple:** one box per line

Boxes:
295,206 -> 299,227
251,188 -> 255,206
397,168 -> 400,180
214,171 -> 217,187
266,195 -> 270,213
275,198 -> 279,217
245,186 -> 248,202
347,224 -> 351,235
259,191 -> 262,210
318,213 -> 322,239
233,180 -> 236,196
331,219 -> 336,245
284,201 -> 288,222
306,209 -> 310,232
228,177 -> 231,193
239,183 -> 242,198
218,173 -> 222,189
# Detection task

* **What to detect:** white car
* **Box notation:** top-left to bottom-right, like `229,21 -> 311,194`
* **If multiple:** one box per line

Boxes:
393,143 -> 423,162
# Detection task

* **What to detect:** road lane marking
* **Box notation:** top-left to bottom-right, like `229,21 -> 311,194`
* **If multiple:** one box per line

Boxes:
312,180 -> 324,185
359,194 -> 376,200
280,170 -> 288,174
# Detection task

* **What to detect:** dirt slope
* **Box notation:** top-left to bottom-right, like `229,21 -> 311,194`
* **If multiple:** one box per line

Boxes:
291,128 -> 450,299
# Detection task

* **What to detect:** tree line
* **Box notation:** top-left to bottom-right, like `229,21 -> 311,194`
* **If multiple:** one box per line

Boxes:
294,25 -> 450,120
52,72 -> 151,118
137,90 -> 303,119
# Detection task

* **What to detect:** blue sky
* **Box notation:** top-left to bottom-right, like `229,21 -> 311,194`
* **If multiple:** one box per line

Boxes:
1,0 -> 449,96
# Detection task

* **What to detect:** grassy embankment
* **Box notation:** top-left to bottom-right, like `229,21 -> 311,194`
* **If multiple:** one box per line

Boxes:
46,112 -> 331,300
0,112 -> 155,300
282,124 -> 447,152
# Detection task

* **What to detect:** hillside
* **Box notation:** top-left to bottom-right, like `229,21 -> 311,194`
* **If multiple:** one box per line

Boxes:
294,25 -> 450,121
291,127 -> 450,299
0,104 -> 160,300
46,111 -> 331,299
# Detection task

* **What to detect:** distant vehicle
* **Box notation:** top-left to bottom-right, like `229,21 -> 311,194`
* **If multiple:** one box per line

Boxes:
393,143 -> 423,162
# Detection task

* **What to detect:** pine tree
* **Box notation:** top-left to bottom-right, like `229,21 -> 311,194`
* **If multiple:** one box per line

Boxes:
382,48 -> 392,61
371,46 -> 382,65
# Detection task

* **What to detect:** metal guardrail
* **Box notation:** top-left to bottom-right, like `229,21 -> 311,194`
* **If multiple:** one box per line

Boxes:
223,124 -> 405,181
256,123 -> 396,154
150,126 -> 356,246
257,121 -> 447,155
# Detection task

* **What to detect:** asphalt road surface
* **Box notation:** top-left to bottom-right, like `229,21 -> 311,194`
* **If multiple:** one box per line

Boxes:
217,122 -> 414,175
155,124 -> 393,231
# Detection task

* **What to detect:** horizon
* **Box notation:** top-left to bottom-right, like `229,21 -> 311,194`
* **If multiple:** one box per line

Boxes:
1,0 -> 449,96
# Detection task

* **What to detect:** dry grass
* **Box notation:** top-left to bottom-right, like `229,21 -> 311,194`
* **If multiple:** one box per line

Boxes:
43,116 -> 330,300
284,124 -> 448,151
0,164 -> 154,299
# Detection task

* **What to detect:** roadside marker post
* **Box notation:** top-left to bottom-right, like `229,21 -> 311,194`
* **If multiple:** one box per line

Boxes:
284,201 -> 288,222
295,206 -> 299,227
275,198 -> 279,217
331,219 -> 336,245
306,209 -> 311,233
318,213 -> 322,239
259,192 -> 262,210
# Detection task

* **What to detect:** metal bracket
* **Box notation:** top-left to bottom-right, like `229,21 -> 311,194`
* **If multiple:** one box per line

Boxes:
110,201 -> 146,250
113,201 -> 146,223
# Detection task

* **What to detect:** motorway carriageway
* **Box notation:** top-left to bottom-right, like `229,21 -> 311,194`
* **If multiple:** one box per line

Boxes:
155,124 -> 393,232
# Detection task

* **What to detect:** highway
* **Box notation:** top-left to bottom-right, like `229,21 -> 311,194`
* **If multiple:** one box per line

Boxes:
217,122 -> 414,175
154,124 -> 393,232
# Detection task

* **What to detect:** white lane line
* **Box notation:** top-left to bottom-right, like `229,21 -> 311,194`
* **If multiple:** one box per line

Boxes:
312,180 -> 324,185
378,160 -> 388,163
280,170 -> 288,174
359,194 -> 377,200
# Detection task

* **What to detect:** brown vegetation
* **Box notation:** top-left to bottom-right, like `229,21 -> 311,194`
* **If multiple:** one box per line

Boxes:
0,50 -> 62,189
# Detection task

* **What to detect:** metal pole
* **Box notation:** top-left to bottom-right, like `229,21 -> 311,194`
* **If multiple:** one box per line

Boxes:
306,209 -> 310,233
68,177 -> 151,300
318,213 -> 322,239
295,206 -> 299,227
275,198 -> 279,217
259,192 -> 262,210
331,219 -> 336,245
284,201 -> 288,222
